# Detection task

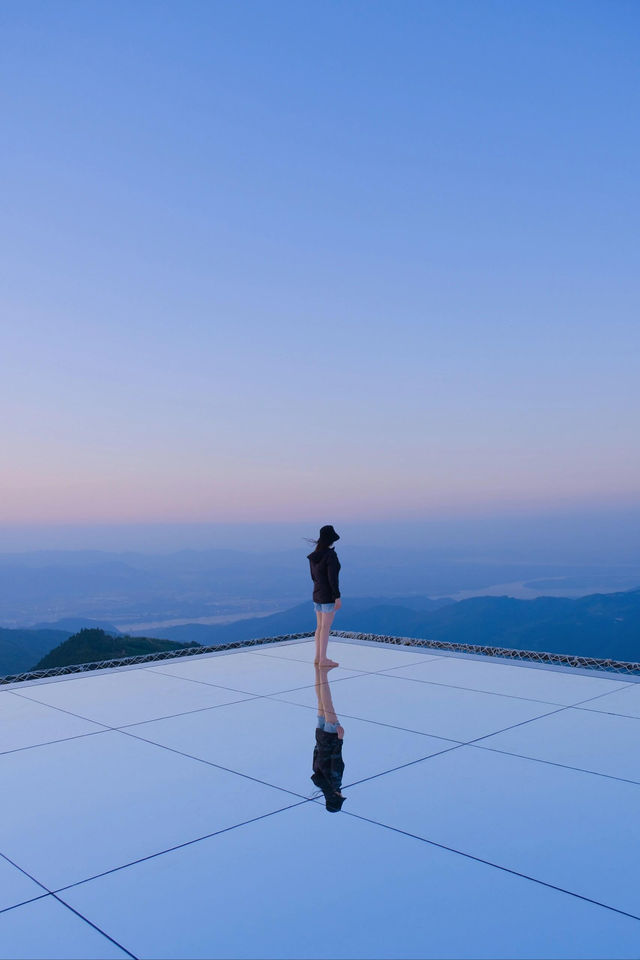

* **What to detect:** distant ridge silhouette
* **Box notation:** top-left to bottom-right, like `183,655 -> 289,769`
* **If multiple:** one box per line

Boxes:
2,589 -> 639,678
136,589 -> 640,663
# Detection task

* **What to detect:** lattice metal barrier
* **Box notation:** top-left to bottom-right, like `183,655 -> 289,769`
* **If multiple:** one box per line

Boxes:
0,633 -> 315,686
1,629 -> 638,686
333,630 -> 640,676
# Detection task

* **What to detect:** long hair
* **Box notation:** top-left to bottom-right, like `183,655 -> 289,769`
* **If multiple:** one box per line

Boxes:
304,533 -> 333,557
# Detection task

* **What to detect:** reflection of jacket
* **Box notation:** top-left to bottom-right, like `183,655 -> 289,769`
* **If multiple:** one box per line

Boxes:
307,547 -> 341,603
311,729 -> 345,811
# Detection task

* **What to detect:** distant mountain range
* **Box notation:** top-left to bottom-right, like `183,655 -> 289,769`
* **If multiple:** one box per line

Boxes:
31,617 -> 123,634
143,590 -> 640,662
1,589 -> 639,677
0,627 -> 71,676
145,596 -> 453,646
3,547 -> 640,626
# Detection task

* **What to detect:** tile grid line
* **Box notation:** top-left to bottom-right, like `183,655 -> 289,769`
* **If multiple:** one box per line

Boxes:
251,644 -> 627,708
52,799 -> 312,897
5,686 -> 263,746
0,851 -> 138,959
146,662 -> 367,697
3,629 -> 638,687
152,648 -> 638,716
7,783 -> 640,946
7,688 -> 318,804
271,674 -> 640,791
2,659 -> 639,930
0,723 -> 319,923
0,670 -> 565,911
373,665 -> 636,707
94,655 -> 640,725
258,638 -> 640,689
338,808 -> 640,924
469,741 -> 640,789
6,654 -> 640,798
1,649 -> 614,766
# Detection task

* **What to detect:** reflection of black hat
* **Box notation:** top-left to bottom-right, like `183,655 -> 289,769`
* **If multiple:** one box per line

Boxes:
325,793 -> 346,813
319,525 -> 340,543
311,772 -> 346,812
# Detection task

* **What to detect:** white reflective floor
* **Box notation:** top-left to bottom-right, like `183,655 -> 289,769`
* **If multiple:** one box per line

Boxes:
1,637 -> 639,959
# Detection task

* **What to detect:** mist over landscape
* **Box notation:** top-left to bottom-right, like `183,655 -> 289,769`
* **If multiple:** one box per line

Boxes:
2,509 -> 639,676
3,509 -> 640,628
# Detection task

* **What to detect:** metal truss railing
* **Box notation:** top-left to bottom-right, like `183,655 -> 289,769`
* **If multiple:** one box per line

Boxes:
1,629 -> 638,686
332,631 -> 640,676
0,633 -> 315,686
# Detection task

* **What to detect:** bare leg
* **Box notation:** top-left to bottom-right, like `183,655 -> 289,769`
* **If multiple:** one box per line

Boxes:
318,610 -> 338,667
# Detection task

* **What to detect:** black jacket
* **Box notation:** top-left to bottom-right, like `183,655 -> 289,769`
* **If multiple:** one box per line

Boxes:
307,546 -> 341,603
311,728 -> 345,812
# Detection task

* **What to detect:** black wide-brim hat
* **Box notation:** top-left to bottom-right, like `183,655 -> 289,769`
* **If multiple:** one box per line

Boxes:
319,524 -> 340,543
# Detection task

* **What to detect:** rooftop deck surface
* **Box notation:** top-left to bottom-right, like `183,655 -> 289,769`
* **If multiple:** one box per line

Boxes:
1,636 -> 639,959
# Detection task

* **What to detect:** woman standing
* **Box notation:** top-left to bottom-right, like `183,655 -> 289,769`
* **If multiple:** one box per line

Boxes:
307,524 -> 342,667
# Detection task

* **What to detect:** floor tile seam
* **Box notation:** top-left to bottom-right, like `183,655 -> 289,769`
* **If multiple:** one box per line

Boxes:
147,666 -> 367,699
468,742 -> 640,789
372,669 -> 573,708
120,703 -> 475,799
339,808 -> 640,923
8,685 -> 264,735
332,696 -> 640,792
0,890 -> 49,918
48,891 -> 138,959
327,700 -> 633,792
336,640 -> 640,683
0,727 -> 110,760
249,691 -> 464,744
114,694 -> 264,730
268,688 -> 572,747
145,667 -> 265,693
1,692 -> 253,760
256,659 -> 619,714
0,848 -> 54,920
115,726 -> 318,802
246,651 -> 314,665
458,682 -> 640,750
378,664 -> 639,696
53,799 -> 313,896
571,681 -> 638,706
461,703 -> 573,747
342,742 -> 468,789
8,689 -> 117,729
575,704 -> 640,722
248,649 -> 437,672
265,692 -> 466,744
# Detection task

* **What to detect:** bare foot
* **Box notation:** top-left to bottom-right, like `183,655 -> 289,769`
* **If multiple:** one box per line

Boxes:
318,659 -> 339,668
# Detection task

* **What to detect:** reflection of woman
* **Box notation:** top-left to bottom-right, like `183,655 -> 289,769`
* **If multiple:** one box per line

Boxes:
307,524 -> 342,667
311,664 -> 345,812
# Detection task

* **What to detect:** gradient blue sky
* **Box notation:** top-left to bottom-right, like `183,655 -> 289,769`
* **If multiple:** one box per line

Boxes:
2,0 -> 639,526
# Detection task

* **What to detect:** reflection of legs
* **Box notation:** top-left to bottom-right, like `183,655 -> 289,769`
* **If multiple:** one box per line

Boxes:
314,656 -> 326,726
315,665 -> 344,741
313,610 -> 323,666
316,665 -> 338,724
318,610 -> 338,667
